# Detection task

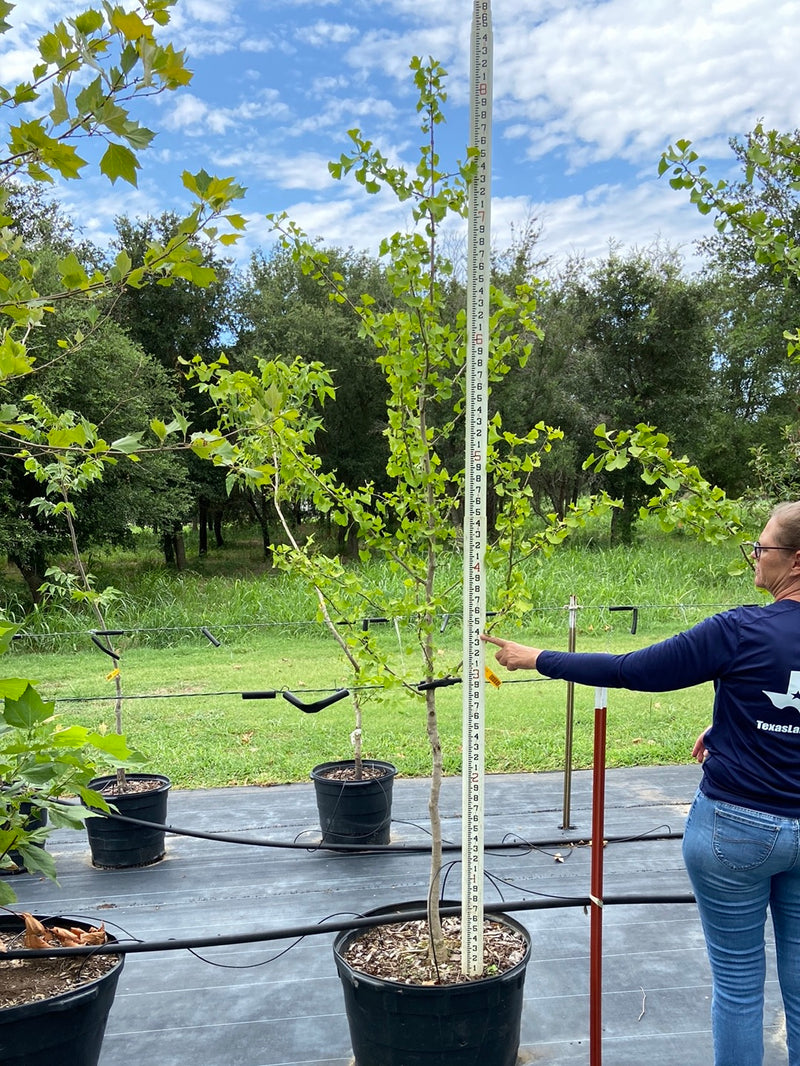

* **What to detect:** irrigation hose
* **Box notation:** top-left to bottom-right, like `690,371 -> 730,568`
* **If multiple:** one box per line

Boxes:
73,804 -> 686,853
0,893 -> 697,960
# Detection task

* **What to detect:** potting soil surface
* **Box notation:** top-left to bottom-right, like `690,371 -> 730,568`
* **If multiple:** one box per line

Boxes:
10,764 -> 793,1065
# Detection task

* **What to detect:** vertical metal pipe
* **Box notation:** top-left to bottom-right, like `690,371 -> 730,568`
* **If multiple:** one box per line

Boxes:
561,595 -> 578,829
590,686 -> 608,1066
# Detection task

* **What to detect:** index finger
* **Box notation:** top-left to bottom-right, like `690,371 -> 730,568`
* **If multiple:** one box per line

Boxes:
480,633 -> 504,647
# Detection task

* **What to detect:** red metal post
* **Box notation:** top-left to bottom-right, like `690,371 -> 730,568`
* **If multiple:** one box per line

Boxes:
590,687 -> 608,1066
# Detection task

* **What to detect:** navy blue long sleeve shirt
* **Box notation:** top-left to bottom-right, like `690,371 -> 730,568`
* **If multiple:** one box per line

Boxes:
536,600 -> 800,815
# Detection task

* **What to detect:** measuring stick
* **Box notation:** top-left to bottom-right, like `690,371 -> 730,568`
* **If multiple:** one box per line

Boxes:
461,0 -> 493,978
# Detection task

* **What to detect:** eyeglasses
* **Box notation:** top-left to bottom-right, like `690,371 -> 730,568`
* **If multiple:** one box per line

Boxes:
740,540 -> 800,569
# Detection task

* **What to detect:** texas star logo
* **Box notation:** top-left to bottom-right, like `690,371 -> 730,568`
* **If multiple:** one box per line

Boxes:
763,670 -> 800,710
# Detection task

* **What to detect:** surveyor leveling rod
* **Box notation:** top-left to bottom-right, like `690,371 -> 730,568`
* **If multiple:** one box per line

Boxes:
461,0 -> 493,978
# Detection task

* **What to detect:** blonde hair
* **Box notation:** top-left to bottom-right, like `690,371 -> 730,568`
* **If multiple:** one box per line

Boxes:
771,502 -> 800,546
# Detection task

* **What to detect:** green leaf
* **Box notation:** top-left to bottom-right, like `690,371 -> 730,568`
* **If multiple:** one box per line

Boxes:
0,676 -> 29,700
3,683 -> 54,729
57,251 -> 90,289
0,880 -> 17,905
49,83 -> 70,125
0,0 -> 13,34
100,143 -> 141,186
73,9 -> 105,34
110,9 -> 151,41
110,432 -> 144,454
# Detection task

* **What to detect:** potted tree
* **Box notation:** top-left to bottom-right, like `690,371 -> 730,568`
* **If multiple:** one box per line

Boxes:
189,54 -> 741,1066
15,397 -> 172,867
191,354 -> 399,846
187,56 -> 573,1064
0,618 -> 133,1064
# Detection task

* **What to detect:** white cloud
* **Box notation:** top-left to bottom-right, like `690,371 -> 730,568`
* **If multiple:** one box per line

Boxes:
491,0 -> 799,174
162,89 -> 289,137
295,21 -> 359,47
212,147 -> 336,193
241,38 -> 277,53
520,181 -> 712,271
4,0 -> 797,279
164,94 -> 211,131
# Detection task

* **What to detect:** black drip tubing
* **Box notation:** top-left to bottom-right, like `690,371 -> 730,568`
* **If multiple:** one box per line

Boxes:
76,804 -> 685,853
0,893 -> 697,960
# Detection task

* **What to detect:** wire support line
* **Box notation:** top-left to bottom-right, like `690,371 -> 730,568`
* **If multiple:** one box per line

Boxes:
11,601 -> 758,644
0,893 -> 698,961
51,678 -> 479,705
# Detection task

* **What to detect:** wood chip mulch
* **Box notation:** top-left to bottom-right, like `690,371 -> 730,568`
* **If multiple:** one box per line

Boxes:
343,915 -> 528,985
0,915 -> 119,1011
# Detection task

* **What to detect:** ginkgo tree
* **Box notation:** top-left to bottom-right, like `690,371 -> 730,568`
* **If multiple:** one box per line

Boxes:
187,57 -> 744,977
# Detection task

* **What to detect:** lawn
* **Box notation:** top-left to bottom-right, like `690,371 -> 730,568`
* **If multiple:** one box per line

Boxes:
2,516 -> 763,788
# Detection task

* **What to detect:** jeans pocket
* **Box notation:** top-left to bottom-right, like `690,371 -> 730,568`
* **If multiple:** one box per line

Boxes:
712,807 -> 780,871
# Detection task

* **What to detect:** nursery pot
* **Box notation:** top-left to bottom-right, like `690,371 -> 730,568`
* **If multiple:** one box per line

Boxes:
4,798 -> 47,871
0,915 -> 124,1066
310,760 -> 397,846
333,901 -> 531,1066
85,773 -> 171,869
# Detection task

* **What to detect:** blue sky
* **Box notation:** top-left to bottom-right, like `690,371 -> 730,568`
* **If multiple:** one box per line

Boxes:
3,0 -> 799,273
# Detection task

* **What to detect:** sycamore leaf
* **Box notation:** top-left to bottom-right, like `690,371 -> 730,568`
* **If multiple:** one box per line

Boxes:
49,84 -> 69,125
0,677 -> 30,701
100,143 -> 140,186
110,432 -> 144,453
0,881 -> 17,905
73,9 -> 104,34
0,620 -> 19,655
57,252 -> 89,289
0,0 -> 13,33
3,683 -> 54,728
110,9 -> 151,41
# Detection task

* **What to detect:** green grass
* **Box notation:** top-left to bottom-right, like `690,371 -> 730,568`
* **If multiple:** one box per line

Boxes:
1,517 -> 763,789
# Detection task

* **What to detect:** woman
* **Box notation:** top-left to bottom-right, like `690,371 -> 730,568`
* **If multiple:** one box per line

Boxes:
482,501 -> 800,1066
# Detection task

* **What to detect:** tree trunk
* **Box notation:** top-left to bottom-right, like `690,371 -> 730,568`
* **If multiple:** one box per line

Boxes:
173,529 -> 186,571
610,482 -> 635,545
198,497 -> 208,556
426,687 -> 445,959
161,525 -> 187,570
244,488 -> 271,560
213,510 -> 224,548
9,548 -> 47,607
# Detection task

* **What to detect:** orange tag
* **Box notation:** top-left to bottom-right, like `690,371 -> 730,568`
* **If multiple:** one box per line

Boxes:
485,666 -> 502,688
105,667 -> 120,681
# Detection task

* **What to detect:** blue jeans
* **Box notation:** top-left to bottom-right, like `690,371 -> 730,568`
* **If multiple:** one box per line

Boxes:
683,789 -> 800,1065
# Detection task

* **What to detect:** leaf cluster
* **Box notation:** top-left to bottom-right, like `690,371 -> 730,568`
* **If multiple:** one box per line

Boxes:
0,619 -> 141,903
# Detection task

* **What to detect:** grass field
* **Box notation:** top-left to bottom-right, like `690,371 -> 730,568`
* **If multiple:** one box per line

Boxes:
1,515 -> 765,789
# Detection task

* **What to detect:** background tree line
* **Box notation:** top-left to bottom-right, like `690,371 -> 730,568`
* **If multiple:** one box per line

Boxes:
3,124 -> 800,606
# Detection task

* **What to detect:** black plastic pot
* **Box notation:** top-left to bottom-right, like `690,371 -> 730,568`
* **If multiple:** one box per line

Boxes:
0,915 -> 123,1066
5,799 -> 47,871
333,901 -> 531,1066
85,773 -> 171,869
310,760 -> 397,846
